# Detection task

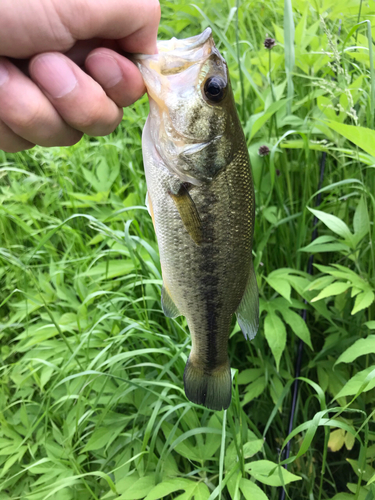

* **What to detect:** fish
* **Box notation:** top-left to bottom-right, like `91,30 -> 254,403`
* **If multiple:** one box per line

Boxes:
135,28 -> 258,411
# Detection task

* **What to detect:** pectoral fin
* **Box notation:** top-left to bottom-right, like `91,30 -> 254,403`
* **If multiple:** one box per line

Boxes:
161,285 -> 181,318
236,263 -> 259,340
169,185 -> 203,246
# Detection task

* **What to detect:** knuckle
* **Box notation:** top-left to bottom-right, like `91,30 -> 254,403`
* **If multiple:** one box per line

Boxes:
76,98 -> 105,131
10,101 -> 45,133
78,100 -> 122,136
147,0 -> 161,23
153,0 -> 162,23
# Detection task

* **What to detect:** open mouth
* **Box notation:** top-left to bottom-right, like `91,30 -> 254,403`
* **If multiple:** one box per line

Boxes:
157,27 -> 213,54
134,28 -> 215,77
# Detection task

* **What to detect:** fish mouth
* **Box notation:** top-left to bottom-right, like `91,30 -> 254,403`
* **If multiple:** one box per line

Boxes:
133,27 -> 219,86
135,27 -> 214,72
157,27 -> 212,53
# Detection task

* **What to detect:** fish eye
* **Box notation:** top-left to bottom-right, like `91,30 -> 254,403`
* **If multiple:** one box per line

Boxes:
203,76 -> 226,103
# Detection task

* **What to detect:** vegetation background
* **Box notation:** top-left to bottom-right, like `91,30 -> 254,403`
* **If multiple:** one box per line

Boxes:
1,0 -> 375,498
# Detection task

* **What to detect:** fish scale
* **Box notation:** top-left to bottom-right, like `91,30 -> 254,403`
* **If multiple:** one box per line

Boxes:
136,28 -> 258,410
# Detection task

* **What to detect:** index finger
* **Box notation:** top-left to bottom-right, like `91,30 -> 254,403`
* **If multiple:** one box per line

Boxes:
0,0 -> 160,58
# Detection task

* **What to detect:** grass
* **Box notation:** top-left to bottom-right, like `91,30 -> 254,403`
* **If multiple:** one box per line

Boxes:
1,0 -> 375,498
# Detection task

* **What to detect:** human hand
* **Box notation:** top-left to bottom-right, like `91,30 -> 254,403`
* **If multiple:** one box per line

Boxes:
0,0 -> 160,152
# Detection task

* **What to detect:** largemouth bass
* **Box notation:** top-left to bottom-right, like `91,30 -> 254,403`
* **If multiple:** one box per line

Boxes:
135,28 -> 258,411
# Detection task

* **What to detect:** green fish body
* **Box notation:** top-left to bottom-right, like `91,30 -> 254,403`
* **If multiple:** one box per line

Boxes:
136,28 -> 258,411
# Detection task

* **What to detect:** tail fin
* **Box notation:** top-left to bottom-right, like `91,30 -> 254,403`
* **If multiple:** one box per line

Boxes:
183,358 -> 232,411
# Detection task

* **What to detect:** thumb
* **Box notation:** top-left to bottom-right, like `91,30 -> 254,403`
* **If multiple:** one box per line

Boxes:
0,0 -> 160,58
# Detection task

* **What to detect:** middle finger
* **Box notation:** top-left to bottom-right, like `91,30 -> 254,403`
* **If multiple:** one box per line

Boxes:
30,52 -> 123,137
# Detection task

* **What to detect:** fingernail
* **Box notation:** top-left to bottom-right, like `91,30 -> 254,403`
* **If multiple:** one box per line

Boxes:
0,61 -> 9,86
86,54 -> 123,88
32,53 -> 77,98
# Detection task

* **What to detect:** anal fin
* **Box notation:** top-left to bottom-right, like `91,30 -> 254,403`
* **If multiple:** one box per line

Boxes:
169,185 -> 203,246
236,262 -> 259,340
161,285 -> 181,318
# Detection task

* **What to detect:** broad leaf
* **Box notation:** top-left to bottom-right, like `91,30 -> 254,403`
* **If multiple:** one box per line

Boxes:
239,478 -> 268,500
335,367 -> 375,399
351,289 -> 375,315
118,475 -> 156,500
246,460 -> 301,486
308,208 -> 353,241
353,197 -> 370,241
311,282 -> 351,302
336,336 -> 375,365
326,121 -> 375,157
328,429 -> 345,452
279,308 -> 312,348
266,276 -> 291,302
264,312 -> 287,370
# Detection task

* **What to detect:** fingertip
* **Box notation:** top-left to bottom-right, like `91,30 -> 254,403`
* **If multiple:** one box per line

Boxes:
85,49 -> 146,107
0,120 -> 35,153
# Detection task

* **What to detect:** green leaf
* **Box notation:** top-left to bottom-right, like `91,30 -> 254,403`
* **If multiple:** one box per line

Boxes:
336,336 -> 375,365
81,166 -> 102,192
330,494 -> 356,500
82,426 -> 122,452
243,439 -> 264,458
284,0 -> 295,114
308,208 -> 353,241
308,275 -> 335,291
347,459 -> 375,482
97,159 -> 110,186
246,460 -> 301,486
238,368 -> 264,385
243,377 -> 266,404
279,308 -> 312,349
311,282 -> 351,302
266,276 -> 291,303
300,234 -> 349,254
347,482 -> 372,499
353,197 -> 370,241
365,321 -> 375,330
119,475 -> 156,500
335,366 -> 375,399
80,260 -> 135,279
144,479 -> 193,500
239,478 -> 269,500
249,100 -> 287,140
264,312 -> 287,371
351,289 -> 375,315
326,121 -> 375,157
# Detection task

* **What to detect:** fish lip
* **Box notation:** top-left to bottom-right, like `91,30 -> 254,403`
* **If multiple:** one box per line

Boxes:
133,27 -> 212,59
156,27 -> 212,54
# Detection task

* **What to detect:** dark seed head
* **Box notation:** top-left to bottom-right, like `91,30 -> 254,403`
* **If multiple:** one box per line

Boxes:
258,145 -> 270,157
264,37 -> 276,49
276,169 -> 281,176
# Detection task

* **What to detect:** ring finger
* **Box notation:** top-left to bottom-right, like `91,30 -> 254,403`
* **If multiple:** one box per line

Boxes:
0,57 -> 82,148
